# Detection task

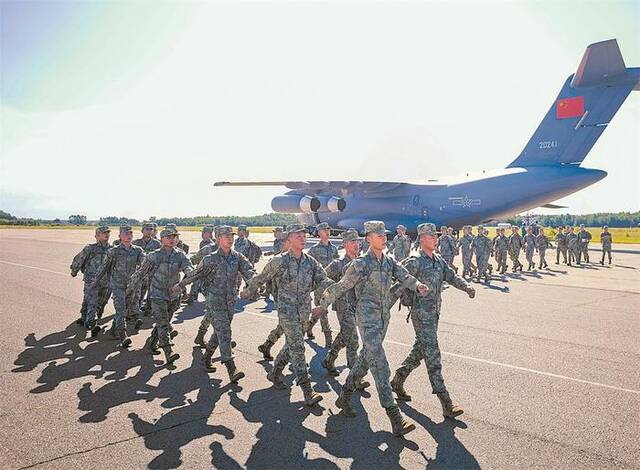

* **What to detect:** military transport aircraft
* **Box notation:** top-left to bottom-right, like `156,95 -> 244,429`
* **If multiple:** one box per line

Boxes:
215,39 -> 639,234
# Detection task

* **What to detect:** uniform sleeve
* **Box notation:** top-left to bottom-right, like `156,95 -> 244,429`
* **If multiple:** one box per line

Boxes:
311,257 -> 334,295
332,245 -> 339,260
180,252 -> 194,274
442,259 -> 471,292
319,261 -> 364,309
70,245 -> 91,275
389,257 -> 418,299
324,259 -> 343,282
238,253 -> 257,282
179,257 -> 215,287
127,255 -> 156,294
93,248 -> 114,285
190,246 -> 208,266
244,256 -> 283,296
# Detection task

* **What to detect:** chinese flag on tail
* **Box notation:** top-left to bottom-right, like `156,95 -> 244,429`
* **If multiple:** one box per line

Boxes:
556,96 -> 585,119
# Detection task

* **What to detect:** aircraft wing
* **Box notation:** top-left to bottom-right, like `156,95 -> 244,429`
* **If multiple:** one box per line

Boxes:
214,180 -> 410,195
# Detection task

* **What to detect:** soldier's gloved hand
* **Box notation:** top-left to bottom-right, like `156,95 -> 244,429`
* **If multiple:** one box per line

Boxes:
416,283 -> 429,296
311,306 -> 326,319
466,286 -> 476,299
170,284 -> 182,295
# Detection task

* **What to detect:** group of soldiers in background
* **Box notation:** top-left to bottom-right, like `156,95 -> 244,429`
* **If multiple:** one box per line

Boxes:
68,218 -> 612,437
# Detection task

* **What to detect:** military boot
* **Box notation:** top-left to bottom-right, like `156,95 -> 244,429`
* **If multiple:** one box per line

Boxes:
193,328 -> 207,349
224,359 -> 245,383
170,329 -> 178,339
162,346 -> 180,364
118,331 -> 132,348
305,319 -> 316,340
324,330 -> 333,349
257,340 -> 274,361
335,386 -> 356,417
299,378 -> 322,406
386,405 -> 416,437
144,335 -> 160,355
75,317 -> 84,326
354,379 -> 371,391
437,391 -> 464,418
87,320 -> 101,338
267,364 -> 287,389
203,348 -> 216,372
391,368 -> 412,401
134,318 -> 143,330
321,351 -> 339,376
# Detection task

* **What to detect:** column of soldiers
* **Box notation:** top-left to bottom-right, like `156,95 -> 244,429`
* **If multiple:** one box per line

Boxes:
69,220 -> 612,437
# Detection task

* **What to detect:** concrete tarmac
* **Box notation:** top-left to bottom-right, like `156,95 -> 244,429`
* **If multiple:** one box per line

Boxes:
0,229 -> 638,469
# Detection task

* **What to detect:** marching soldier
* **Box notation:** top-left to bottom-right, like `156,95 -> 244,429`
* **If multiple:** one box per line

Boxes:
70,226 -> 112,336
600,226 -> 613,265
241,224 -> 333,407
577,224 -> 592,264
458,225 -> 476,277
93,225 -> 145,347
535,229 -> 551,269
315,220 -> 429,437
390,223 -> 475,418
388,224 -> 412,261
566,227 -> 579,266
174,226 -> 255,382
523,226 -> 537,271
127,228 -> 193,365
306,222 -> 339,347
493,227 -> 509,274
471,226 -> 492,283
508,225 -> 524,272
555,226 -> 568,264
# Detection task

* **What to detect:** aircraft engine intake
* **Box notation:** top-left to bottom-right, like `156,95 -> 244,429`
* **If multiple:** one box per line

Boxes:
271,194 -> 321,213
317,195 -> 346,212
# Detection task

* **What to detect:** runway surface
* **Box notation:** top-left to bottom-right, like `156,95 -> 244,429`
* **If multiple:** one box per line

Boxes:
1,229 -> 638,469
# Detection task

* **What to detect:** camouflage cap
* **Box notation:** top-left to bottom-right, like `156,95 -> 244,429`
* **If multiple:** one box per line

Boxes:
273,227 -> 283,233
364,220 -> 386,235
160,229 -> 177,238
417,223 -> 437,237
238,224 -> 248,232
463,225 -> 472,230
215,225 -> 235,237
119,225 -> 133,234
341,228 -> 360,241
316,222 -> 330,231
477,225 -> 484,230
396,224 -> 407,231
579,224 -> 585,228
165,223 -> 177,230
95,225 -> 110,234
202,225 -> 214,233
142,222 -> 156,230
603,225 -> 609,229
285,223 -> 307,235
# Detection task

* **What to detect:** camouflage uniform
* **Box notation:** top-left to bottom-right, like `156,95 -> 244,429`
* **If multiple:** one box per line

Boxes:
437,233 -> 456,268
388,227 -> 412,261
535,231 -> 551,268
577,228 -> 592,263
508,230 -> 524,271
94,227 -> 145,343
493,232 -> 509,274
70,227 -> 112,329
306,228 -> 339,341
263,228 -> 285,300
555,230 -> 567,264
457,228 -> 476,277
322,229 -> 360,372
243,225 -> 333,394
471,231 -> 492,281
566,231 -> 579,265
600,230 -> 612,264
393,229 -> 473,397
179,226 -> 255,376
319,235 -> 420,410
189,241 -> 221,338
234,226 -> 262,294
128,235 -> 193,355
523,231 -> 537,269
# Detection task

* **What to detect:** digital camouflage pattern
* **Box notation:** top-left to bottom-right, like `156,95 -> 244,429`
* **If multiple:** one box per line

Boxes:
471,233 -> 492,279
388,234 -> 412,261
70,241 -> 112,326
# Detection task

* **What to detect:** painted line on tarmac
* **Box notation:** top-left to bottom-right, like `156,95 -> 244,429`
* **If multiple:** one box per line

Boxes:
245,310 -> 640,396
0,260 -> 69,276
4,260 -> 639,396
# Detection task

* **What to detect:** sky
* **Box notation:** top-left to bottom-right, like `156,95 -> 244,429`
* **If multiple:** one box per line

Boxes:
1,0 -> 639,220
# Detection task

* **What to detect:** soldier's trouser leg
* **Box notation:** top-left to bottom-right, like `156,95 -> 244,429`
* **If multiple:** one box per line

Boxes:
83,282 -> 98,326
207,309 -> 234,363
345,315 -> 395,409
80,296 -> 88,320
582,245 -> 590,262
538,249 -> 545,266
273,314 -> 307,383
401,310 -> 446,394
151,299 -> 175,348
265,324 -> 284,344
328,309 -> 359,367
112,288 -> 128,338
526,250 -> 534,266
198,314 -> 212,338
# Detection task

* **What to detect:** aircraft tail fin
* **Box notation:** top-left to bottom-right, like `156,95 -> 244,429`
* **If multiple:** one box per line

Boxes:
508,39 -> 639,168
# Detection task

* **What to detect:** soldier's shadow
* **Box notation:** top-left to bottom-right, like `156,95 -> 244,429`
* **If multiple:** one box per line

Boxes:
400,403 -> 481,469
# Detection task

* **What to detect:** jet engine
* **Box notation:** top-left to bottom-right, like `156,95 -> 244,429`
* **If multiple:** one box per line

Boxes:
271,194 -> 321,213
316,195 -> 346,212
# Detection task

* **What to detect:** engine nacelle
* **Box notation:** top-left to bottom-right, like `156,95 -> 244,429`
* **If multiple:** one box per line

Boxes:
316,195 -> 346,212
271,194 -> 321,213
